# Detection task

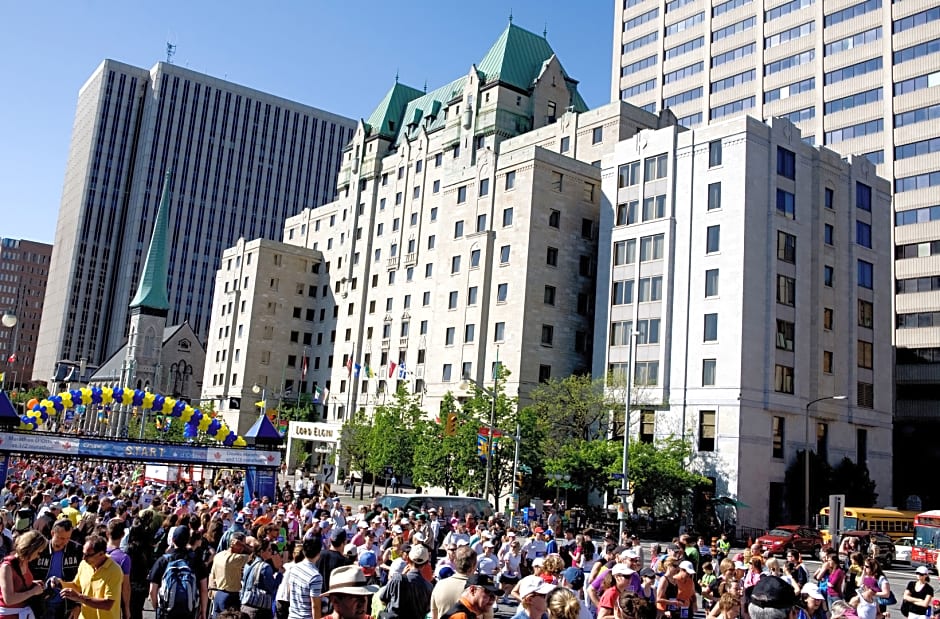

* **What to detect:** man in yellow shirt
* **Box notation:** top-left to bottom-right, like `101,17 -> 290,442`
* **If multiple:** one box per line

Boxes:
58,535 -> 122,619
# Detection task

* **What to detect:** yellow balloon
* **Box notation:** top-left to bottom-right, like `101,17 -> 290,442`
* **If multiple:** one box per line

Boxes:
214,429 -> 227,440
198,416 -> 212,432
121,390 -> 134,406
142,392 -> 156,409
18,421 -> 31,430
233,437 -> 247,447
27,411 -> 39,419
101,387 -> 114,406
162,398 -> 176,414
180,407 -> 194,423
61,393 -> 73,409
39,399 -> 53,410
80,389 -> 92,405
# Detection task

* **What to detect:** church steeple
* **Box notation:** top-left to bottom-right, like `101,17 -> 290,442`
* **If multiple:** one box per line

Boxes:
130,170 -> 172,315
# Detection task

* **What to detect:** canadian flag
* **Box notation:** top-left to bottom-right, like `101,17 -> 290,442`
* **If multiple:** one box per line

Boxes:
6,354 -> 15,364
388,360 -> 397,378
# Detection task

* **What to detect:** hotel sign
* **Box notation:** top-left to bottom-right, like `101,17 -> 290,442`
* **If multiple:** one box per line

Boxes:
289,421 -> 341,442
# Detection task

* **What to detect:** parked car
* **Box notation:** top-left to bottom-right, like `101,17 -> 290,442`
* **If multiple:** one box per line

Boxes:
376,494 -> 494,519
757,525 -> 824,557
821,530 -> 896,568
896,536 -> 914,564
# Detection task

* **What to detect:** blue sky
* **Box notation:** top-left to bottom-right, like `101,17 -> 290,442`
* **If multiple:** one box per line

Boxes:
0,1 -> 613,244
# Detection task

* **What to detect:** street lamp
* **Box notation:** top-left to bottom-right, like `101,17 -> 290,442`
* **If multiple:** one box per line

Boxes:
2,311 -> 17,391
619,329 -> 638,540
804,395 -> 846,526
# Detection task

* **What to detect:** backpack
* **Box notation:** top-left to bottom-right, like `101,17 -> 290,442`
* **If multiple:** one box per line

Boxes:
157,556 -> 198,618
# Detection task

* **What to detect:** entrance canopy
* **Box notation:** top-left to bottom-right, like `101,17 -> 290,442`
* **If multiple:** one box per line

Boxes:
0,430 -> 280,469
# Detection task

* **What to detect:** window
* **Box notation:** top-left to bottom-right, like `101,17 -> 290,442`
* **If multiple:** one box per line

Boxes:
644,154 -> 668,181
710,96 -> 755,120
445,327 -> 455,345
640,410 -> 655,443
505,171 -> 516,190
713,15 -> 755,41
470,249 -> 481,267
457,186 -> 467,203
430,207 -> 438,221
777,147 -> 796,179
712,43 -> 755,67
824,265 -> 834,287
639,234 -> 664,261
544,285 -> 556,305
546,247 -> 558,266
497,283 -> 508,302
635,361 -> 659,385
610,321 -> 632,346
823,350 -> 833,373
772,417 -> 785,459
858,300 -> 873,328
709,141 -> 722,167
539,365 -> 552,383
541,325 -> 554,346
636,319 -> 661,344
856,221 -> 872,248
494,322 -> 505,341
824,224 -> 834,245
614,240 -> 636,266
479,178 -> 489,196
774,365 -> 794,393
503,208 -> 514,226
667,62 -> 705,85
856,183 -> 872,212
467,286 -> 478,305
823,308 -> 833,330
592,126 -> 603,144
705,269 -> 719,297
857,382 -> 874,409
698,411 -> 716,451
706,225 -> 720,253
858,340 -> 873,369
704,313 -> 718,341
643,195 -> 666,221
465,324 -> 476,343
500,245 -> 510,263
549,210 -> 560,228
619,161 -> 640,187
703,359 -> 716,386
442,364 -> 452,382
776,189 -> 795,218
560,136 -> 570,153
825,188 -> 834,210
448,291 -> 458,309
708,183 -> 721,210
776,319 -> 795,351
476,214 -> 487,232
451,255 -> 461,274
858,260 -> 873,289
664,87 -> 703,108
454,220 -> 464,238
777,275 -> 796,306
777,231 -> 796,263
617,201 -> 638,225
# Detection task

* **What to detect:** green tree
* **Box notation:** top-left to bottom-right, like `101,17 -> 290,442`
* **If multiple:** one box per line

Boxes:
783,450 -> 835,524
364,383 -> 424,493
412,393 -> 481,495
545,438 -> 622,498
527,375 -> 612,449
626,437 -> 709,515
340,408 -> 374,499
830,457 -> 878,505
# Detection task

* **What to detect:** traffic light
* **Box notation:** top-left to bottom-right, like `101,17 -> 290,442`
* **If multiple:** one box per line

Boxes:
516,470 -> 524,488
445,411 -> 457,436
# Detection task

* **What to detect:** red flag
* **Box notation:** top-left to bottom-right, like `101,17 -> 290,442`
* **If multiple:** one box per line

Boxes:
346,356 -> 353,376
388,360 -> 397,378
302,356 -> 308,379
6,354 -> 15,364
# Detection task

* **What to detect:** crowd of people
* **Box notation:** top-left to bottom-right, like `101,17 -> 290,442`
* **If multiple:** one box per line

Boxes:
0,456 -> 935,619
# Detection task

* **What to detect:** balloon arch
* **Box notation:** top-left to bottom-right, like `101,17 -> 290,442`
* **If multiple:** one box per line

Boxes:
20,386 -> 246,447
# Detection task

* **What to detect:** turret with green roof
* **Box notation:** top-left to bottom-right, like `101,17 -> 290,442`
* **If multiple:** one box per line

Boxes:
129,170 -> 172,314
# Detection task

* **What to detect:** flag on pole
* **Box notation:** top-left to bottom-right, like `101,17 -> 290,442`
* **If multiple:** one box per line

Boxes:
346,356 -> 353,376
255,400 -> 267,409
353,363 -> 362,378
365,364 -> 374,378
301,356 -> 308,379
6,354 -> 15,364
0,372 -> 4,382
388,360 -> 397,378
397,362 -> 408,380
313,386 -> 322,403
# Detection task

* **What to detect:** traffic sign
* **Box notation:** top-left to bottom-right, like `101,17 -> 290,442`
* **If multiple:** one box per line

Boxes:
615,488 -> 631,496
610,473 -> 625,480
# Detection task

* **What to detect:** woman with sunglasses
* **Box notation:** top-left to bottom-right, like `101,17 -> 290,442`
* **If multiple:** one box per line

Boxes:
902,567 -> 934,619
0,530 -> 48,618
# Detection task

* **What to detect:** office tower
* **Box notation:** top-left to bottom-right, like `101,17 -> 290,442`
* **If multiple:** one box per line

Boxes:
201,22 -> 671,433
595,115 -> 892,527
34,59 -> 355,383
611,0 -> 939,507
0,238 -> 53,387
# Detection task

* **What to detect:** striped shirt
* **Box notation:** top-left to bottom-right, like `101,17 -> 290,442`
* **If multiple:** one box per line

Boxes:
288,560 -> 323,619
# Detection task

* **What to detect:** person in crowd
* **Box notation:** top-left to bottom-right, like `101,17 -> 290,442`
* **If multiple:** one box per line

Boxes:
288,536 -> 324,619
902,566 -> 934,619
147,526 -> 209,619
747,577 -> 802,619
30,519 -> 83,619
59,535 -> 123,619
439,574 -> 500,619
209,531 -> 250,618
241,538 -> 280,619
103,521 -> 130,619
547,587 -> 582,619
513,575 -> 556,619
377,544 -> 432,618
848,576 -> 880,619
0,530 -> 48,618
321,565 -> 377,619
430,547 -> 482,619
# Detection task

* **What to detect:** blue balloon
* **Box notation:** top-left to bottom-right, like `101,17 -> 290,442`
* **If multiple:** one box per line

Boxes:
153,395 -> 165,411
132,390 -> 145,406
190,410 -> 203,425
69,389 -> 83,405
39,410 -> 48,421
112,387 -> 124,400
172,400 -> 186,416
183,423 -> 198,439
222,434 -> 235,446
207,419 -> 221,435
90,387 -> 103,404
31,404 -> 41,412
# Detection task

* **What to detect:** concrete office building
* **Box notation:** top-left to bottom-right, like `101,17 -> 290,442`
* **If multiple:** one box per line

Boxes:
594,115 -> 893,527
34,59 -> 355,385
202,22 -> 677,433
0,238 -> 53,388
610,0 -> 940,503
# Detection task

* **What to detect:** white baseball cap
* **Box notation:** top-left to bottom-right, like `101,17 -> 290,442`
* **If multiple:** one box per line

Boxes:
518,575 -> 556,598
679,560 -> 696,574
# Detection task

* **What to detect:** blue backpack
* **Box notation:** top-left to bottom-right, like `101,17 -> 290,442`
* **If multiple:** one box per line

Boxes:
157,557 -> 198,617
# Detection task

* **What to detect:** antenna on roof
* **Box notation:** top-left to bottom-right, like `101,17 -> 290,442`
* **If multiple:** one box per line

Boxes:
508,8 -> 513,23
166,42 -> 177,64
423,80 -> 428,93
395,69 -> 399,83
544,23 -> 548,38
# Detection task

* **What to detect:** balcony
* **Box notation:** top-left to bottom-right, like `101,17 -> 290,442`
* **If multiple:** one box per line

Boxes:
387,257 -> 399,270
404,252 -> 417,266
399,337 -> 409,348
381,338 -> 390,350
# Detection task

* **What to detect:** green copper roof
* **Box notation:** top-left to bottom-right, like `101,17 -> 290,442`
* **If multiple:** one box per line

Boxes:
477,23 -> 557,91
130,170 -> 172,311
365,82 -> 425,139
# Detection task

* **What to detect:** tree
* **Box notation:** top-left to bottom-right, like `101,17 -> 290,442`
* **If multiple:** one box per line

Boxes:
412,393 -> 481,495
545,438 -> 621,498
830,457 -> 878,505
364,383 -> 424,493
783,450 -> 834,524
527,375 -> 612,450
626,437 -> 709,515
340,408 -> 374,499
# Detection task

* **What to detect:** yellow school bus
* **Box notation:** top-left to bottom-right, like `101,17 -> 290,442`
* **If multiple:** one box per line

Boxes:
817,506 -> 917,543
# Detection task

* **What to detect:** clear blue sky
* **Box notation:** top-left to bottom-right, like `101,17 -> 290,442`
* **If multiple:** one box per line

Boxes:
0,1 -> 613,244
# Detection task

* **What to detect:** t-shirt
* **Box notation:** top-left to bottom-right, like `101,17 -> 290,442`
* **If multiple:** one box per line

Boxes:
71,557 -> 124,619
599,586 -> 621,610
106,547 -> 130,575
287,560 -> 323,619
316,549 -> 349,592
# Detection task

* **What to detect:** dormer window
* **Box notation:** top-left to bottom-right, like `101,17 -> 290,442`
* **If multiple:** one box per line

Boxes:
388,120 -> 396,132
